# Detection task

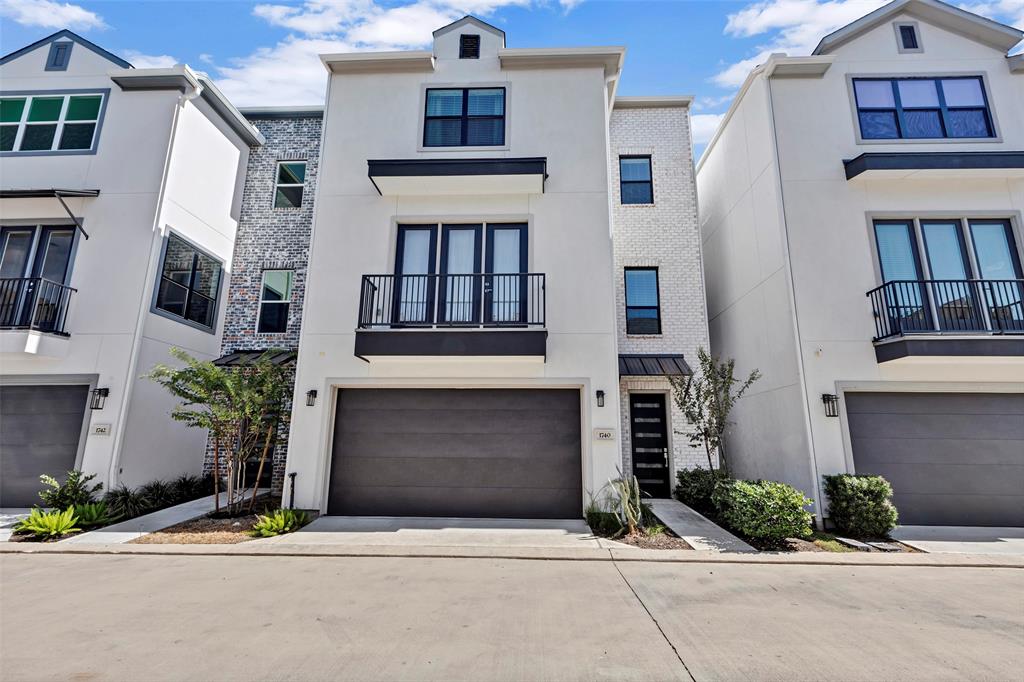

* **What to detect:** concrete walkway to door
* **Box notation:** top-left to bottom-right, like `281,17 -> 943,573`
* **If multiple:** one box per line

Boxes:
255,516 -> 633,549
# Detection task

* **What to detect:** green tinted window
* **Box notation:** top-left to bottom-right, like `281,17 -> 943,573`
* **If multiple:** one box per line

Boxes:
0,99 -> 25,123
66,95 -> 101,121
277,162 -> 305,184
0,126 -> 16,151
27,97 -> 63,122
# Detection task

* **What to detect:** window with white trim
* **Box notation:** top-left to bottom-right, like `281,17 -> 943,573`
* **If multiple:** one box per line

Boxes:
0,92 -> 105,153
257,270 -> 293,334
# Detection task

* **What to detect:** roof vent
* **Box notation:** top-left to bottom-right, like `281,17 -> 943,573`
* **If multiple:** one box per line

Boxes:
459,34 -> 480,59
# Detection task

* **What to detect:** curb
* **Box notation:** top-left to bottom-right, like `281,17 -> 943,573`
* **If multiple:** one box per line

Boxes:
2,542 -> 1023,568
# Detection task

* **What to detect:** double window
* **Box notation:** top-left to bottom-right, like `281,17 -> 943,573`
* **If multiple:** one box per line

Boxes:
853,77 -> 994,140
423,88 -> 505,147
873,218 -> 1023,332
155,234 -> 222,331
625,267 -> 661,334
620,156 -> 653,205
257,270 -> 293,334
274,161 -> 306,208
0,92 -> 105,154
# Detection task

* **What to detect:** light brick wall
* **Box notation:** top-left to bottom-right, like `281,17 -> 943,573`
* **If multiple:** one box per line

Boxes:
609,105 -> 713,485
204,114 -> 322,495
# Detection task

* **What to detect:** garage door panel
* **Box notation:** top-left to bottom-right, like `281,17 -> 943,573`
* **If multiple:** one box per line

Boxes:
335,431 -> 581,461
846,392 -> 1024,415
333,455 -> 579,490
330,485 -> 581,519
847,412 -> 1024,440
337,408 -> 580,437
328,388 -> 582,518
892,494 -> 1024,527
848,392 -> 1023,526
851,437 -> 1024,466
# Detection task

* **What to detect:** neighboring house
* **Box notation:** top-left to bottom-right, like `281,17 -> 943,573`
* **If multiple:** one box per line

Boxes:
696,0 -> 1024,527
205,106 -> 323,494
284,16 -> 709,516
0,31 -> 261,507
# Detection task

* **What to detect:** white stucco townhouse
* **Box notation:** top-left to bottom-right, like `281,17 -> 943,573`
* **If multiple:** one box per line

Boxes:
0,31 -> 261,506
283,16 -> 710,517
697,0 -> 1024,527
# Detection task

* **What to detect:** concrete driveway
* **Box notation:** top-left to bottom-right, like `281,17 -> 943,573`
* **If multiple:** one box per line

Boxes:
256,516 -> 630,549
893,526 -> 1024,555
2,553 -> 1021,681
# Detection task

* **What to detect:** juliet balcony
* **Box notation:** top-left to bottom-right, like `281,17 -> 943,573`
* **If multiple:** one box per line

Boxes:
866,278 -> 1024,362
354,272 -> 547,359
0,278 -> 76,336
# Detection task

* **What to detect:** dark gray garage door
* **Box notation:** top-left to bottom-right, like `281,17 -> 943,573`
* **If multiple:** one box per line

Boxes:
327,388 -> 582,518
0,384 -> 90,508
847,392 -> 1024,527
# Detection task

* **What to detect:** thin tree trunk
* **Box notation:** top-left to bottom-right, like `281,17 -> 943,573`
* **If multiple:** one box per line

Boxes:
704,437 -> 715,472
212,432 -> 221,514
248,423 -> 275,514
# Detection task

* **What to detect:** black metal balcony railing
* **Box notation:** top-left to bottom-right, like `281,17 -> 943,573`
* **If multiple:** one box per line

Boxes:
0,278 -> 76,336
867,279 -> 1024,341
358,273 -> 545,329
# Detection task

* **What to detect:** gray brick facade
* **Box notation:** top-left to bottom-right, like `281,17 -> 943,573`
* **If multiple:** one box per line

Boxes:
204,112 -> 322,494
610,103 -> 713,485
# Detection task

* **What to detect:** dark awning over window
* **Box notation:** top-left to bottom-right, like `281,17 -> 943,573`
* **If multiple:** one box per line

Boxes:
843,151 -> 1024,180
213,349 -> 297,367
618,354 -> 692,377
367,157 -> 547,196
0,188 -> 99,239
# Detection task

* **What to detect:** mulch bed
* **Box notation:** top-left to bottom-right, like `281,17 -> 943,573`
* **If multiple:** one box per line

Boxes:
615,531 -> 692,550
131,515 -> 260,544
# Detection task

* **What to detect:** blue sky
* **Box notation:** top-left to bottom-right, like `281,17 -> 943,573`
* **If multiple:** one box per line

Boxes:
2,0 -> 1022,155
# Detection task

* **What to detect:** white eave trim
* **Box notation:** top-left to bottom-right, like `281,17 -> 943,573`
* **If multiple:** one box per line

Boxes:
1009,53 -> 1024,74
321,51 -> 435,74
498,47 -> 625,78
614,95 -> 694,109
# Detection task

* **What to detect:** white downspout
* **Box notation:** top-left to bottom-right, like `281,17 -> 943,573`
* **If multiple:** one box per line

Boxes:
106,77 -> 203,488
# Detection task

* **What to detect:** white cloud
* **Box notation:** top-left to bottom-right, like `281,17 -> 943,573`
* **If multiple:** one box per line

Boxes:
122,50 -> 178,69
691,113 -> 725,145
0,0 -> 105,30
692,93 -> 736,112
713,0 -> 1024,87
559,0 -> 584,11
214,0 -> 562,106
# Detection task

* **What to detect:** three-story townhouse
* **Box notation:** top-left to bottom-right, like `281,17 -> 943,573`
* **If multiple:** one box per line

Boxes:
0,31 -> 261,506
697,0 -> 1024,527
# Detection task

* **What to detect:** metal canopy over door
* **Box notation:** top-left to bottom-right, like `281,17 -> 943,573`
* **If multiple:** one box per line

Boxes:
0,384 -> 89,507
846,392 -> 1024,527
629,394 -> 671,498
327,388 -> 582,518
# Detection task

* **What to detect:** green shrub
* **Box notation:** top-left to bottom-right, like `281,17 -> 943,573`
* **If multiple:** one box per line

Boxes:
674,467 -> 725,515
138,480 -> 176,511
713,479 -> 814,547
75,502 -> 116,528
170,474 -> 210,504
104,484 -> 150,520
250,508 -> 309,537
38,470 -> 102,509
823,474 -> 898,539
15,507 -> 81,540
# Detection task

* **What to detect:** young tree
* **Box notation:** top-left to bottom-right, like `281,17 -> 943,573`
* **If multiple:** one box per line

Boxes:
669,347 -> 760,476
147,348 -> 291,515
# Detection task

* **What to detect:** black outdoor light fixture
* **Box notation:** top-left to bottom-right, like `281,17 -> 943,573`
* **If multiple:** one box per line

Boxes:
596,390 -> 605,407
90,387 -> 109,410
306,389 -> 318,407
822,393 -> 839,418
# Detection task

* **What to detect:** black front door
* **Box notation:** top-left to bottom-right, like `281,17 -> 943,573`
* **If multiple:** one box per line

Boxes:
629,394 -> 670,498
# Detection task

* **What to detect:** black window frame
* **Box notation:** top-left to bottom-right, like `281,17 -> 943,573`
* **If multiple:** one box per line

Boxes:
153,232 -> 223,332
619,155 -> 654,205
256,269 -> 294,334
273,160 -> 306,209
624,266 -> 661,335
853,76 -> 995,141
459,34 -> 480,59
423,87 -> 506,148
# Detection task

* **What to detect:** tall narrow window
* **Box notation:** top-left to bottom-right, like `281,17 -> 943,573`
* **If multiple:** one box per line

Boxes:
155,234 -> 222,330
274,161 -> 306,208
459,34 -> 480,59
423,88 -> 505,147
625,267 -> 661,334
257,270 -> 293,333
897,24 -> 919,50
619,156 -> 653,205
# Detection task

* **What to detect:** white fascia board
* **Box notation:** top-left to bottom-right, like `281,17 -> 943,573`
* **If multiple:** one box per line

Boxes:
498,46 -> 626,78
321,51 -> 435,74
614,96 -> 694,109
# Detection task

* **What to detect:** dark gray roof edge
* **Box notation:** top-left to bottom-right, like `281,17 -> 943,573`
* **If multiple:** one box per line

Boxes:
239,106 -> 325,120
0,188 -> 101,198
0,29 -> 133,69
844,151 -> 1024,179
197,77 -> 266,146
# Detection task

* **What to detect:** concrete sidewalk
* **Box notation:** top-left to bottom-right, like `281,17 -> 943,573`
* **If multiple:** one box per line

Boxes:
893,525 -> 1024,555
647,498 -> 755,552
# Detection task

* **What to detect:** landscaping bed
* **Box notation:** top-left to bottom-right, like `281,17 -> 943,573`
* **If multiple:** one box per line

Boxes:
612,529 -> 691,550
131,514 -> 261,544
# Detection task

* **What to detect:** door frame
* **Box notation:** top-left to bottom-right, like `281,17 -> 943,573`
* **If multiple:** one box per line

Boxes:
626,388 -> 675,499
392,224 -> 437,326
438,223 -> 483,325
483,222 -> 528,326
